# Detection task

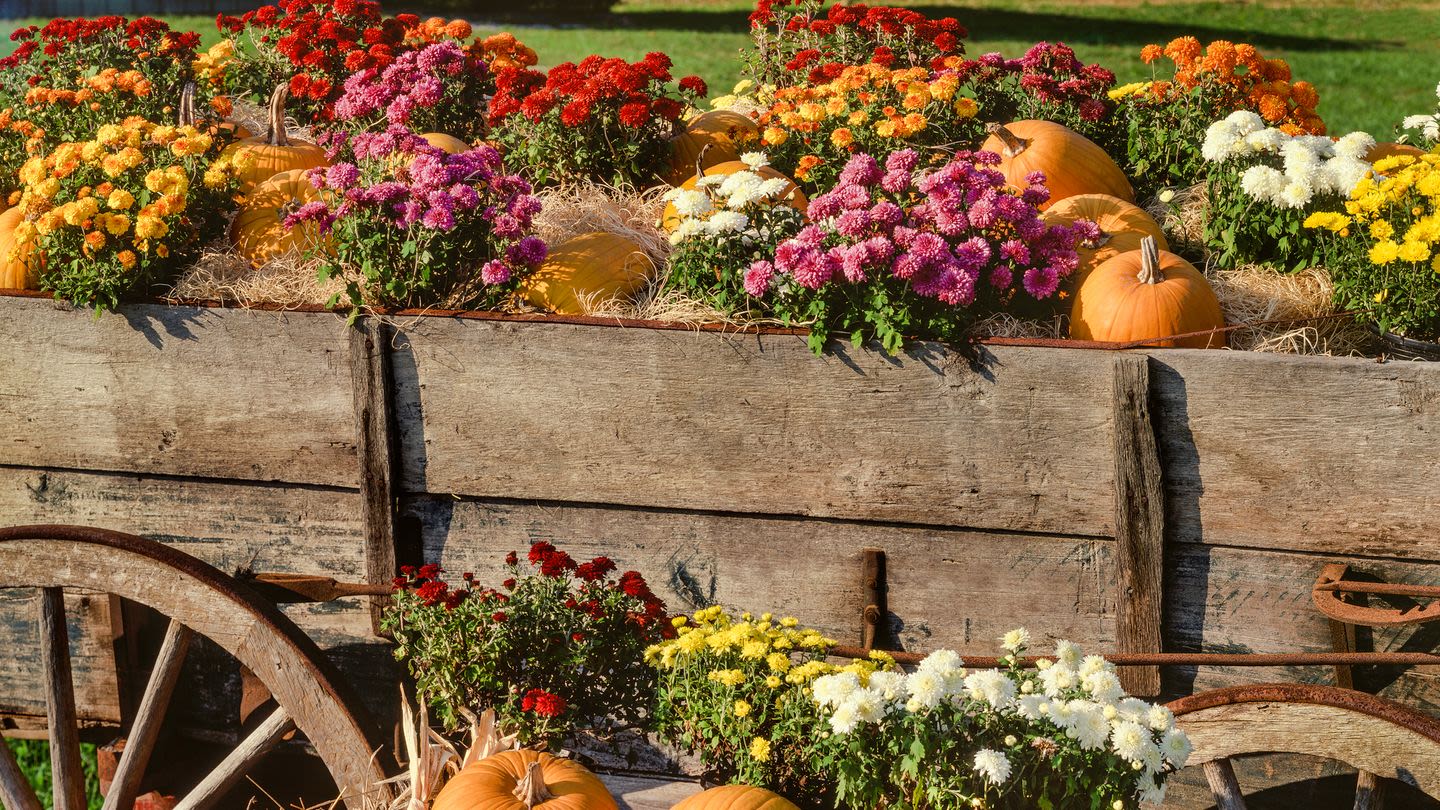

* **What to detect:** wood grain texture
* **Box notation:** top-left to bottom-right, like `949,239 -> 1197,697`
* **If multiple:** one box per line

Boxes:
405,496 -> 1116,655
0,733 -> 42,810
391,320 -> 1118,536
0,297 -> 358,487
1148,349 -> 1440,561
1203,759 -> 1247,810
348,319 -> 400,634
1111,354 -> 1164,698
102,620 -> 193,810
598,774 -> 701,810
0,587 -> 123,723
40,587 -> 86,810
173,706 -> 295,810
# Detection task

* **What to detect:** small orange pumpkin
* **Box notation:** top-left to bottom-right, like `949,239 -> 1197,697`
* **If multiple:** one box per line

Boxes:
516,232 -> 654,314
422,132 -> 471,154
663,110 -> 759,186
672,785 -> 801,810
661,159 -> 807,232
230,169 -> 331,267
1043,194 -> 1167,285
982,121 -> 1133,209
221,84 -> 329,193
1070,235 -> 1225,348
0,206 -> 41,290
431,749 -> 616,810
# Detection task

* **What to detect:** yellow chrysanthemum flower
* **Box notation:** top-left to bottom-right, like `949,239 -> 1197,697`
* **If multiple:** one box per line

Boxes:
749,737 -> 771,762
1369,240 -> 1401,265
1398,240 -> 1432,263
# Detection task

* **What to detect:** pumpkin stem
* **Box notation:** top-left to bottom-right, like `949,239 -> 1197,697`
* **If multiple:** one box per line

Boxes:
695,142 -> 712,180
264,84 -> 292,147
985,122 -> 1029,159
513,760 -> 555,807
178,82 -> 196,128
1137,235 -> 1164,285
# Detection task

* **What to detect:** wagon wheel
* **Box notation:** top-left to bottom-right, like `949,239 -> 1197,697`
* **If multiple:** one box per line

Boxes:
1168,683 -> 1440,809
0,525 -> 392,810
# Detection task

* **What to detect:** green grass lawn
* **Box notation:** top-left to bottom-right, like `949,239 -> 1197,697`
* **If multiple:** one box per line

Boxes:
1,1 -> 1436,135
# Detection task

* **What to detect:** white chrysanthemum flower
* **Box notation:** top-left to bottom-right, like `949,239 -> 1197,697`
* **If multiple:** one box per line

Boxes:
757,177 -> 792,199
847,689 -> 887,725
695,173 -> 727,188
1110,720 -> 1151,761
1039,663 -> 1077,697
1403,114 -> 1440,142
1001,628 -> 1031,653
1278,179 -> 1313,209
1160,727 -> 1193,769
1048,699 -> 1076,729
973,749 -> 1012,785
906,670 -> 946,709
1244,128 -> 1286,154
670,219 -> 705,243
1201,121 -> 1242,163
868,671 -> 908,704
1326,157 -> 1374,195
1225,109 -> 1265,133
1240,165 -> 1285,203
1079,655 -> 1110,677
1115,698 -> 1151,724
706,210 -> 749,235
1054,640 -> 1082,668
1138,778 -> 1167,805
828,701 -> 860,734
740,151 -> 769,169
1333,131 -> 1377,161
918,649 -> 964,676
1082,670 -> 1125,705
1147,704 -> 1175,734
904,697 -> 926,713
812,672 -> 861,708
1016,694 -> 1048,721
1070,701 -> 1111,751
672,189 -> 713,218
964,670 -> 1017,709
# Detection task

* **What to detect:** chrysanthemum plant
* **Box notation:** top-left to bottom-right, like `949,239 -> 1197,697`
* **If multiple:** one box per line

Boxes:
1398,81 -> 1440,149
331,41 -> 495,144
1115,37 -> 1324,198
288,124 -> 547,314
663,152 -> 808,311
1305,150 -> 1440,340
1201,110 -> 1375,271
382,542 -> 671,747
11,117 -> 242,311
646,605 -> 895,806
486,52 -> 707,188
746,149 -> 1086,354
810,631 -> 1193,810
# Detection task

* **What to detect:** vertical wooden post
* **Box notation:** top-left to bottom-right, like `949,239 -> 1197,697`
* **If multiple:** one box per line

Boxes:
349,318 -> 400,635
1111,354 -> 1165,698
860,548 -> 887,651
40,588 -> 86,810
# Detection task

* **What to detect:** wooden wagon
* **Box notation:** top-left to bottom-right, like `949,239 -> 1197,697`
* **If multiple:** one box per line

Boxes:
1,289 -> 1439,807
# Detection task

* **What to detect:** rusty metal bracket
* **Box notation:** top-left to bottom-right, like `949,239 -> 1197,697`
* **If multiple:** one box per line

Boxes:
240,573 -> 393,604
860,548 -> 888,651
1312,563 -> 1440,628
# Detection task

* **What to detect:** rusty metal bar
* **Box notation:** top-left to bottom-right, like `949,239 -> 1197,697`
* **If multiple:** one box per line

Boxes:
242,573 -> 392,604
831,645 -> 1440,669
1313,581 -> 1440,598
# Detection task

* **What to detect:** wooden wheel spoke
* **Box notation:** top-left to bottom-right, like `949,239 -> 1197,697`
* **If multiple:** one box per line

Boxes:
0,734 -> 43,810
1355,770 -> 1386,810
40,587 -> 86,810
172,706 -> 295,810
103,619 -> 194,810
1204,758 -> 1247,810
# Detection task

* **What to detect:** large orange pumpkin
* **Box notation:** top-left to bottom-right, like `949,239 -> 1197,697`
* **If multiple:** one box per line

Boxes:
1043,194 -> 1167,286
663,110 -> 759,186
1070,236 -> 1225,348
981,121 -> 1133,209
221,85 -> 329,193
672,785 -> 801,810
230,169 -> 331,267
1365,141 -> 1425,168
0,206 -> 40,290
516,232 -> 654,314
422,132 -> 471,154
431,749 -> 616,810
661,160 -> 808,232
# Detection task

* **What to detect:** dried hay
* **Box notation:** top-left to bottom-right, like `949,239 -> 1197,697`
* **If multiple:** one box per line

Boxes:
166,243 -> 344,309
970,312 -> 1067,341
533,182 -> 672,266
1205,262 -> 1373,355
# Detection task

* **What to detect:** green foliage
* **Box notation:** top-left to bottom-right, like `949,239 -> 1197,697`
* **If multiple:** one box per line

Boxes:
1120,89 -> 1216,200
1203,170 -> 1326,272
10,739 -> 104,810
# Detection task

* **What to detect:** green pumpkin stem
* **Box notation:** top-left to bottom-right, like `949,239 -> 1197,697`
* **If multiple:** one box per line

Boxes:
985,122 -> 1029,159
513,761 -> 555,808
1137,235 -> 1164,285
265,84 -> 292,147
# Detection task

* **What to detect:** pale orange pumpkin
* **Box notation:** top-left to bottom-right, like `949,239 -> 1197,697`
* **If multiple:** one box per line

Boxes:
1070,235 -> 1225,348
663,110 -> 759,186
661,159 -> 807,232
431,749 -> 616,810
1043,194 -> 1167,286
0,206 -> 40,290
221,85 -> 329,193
516,232 -> 654,314
981,121 -> 1133,209
422,132 -> 471,154
1365,141 -> 1425,168
230,169 -> 331,267
671,785 -> 801,810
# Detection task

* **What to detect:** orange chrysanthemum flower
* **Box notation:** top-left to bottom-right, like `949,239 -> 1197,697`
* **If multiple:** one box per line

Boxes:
1140,44 -> 1164,64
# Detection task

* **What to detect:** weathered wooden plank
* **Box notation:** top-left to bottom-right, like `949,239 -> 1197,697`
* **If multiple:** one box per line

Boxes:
1149,349 -> 1440,561
1112,354 -> 1164,697
348,319 -> 400,634
599,774 -> 701,810
405,496 -> 1116,655
392,320 -> 1118,536
0,297 -> 358,487
0,588 -> 122,723
0,733 -> 42,810
102,620 -> 193,810
173,707 -> 295,810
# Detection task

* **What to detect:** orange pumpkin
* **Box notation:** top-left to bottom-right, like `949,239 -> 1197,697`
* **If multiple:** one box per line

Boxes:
0,206 -> 40,290
1070,235 -> 1225,348
661,160 -> 807,232
1365,141 -> 1425,167
431,749 -> 616,810
672,785 -> 801,810
230,169 -> 331,267
516,232 -> 654,314
422,132 -> 471,154
221,85 -> 329,193
981,121 -> 1133,209
663,110 -> 759,186
1043,194 -> 1167,285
